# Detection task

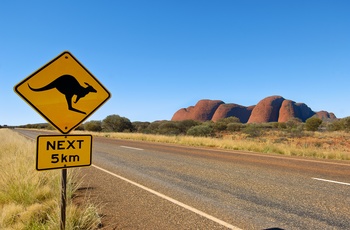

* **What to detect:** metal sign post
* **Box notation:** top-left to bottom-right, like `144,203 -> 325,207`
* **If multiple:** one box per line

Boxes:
61,169 -> 67,230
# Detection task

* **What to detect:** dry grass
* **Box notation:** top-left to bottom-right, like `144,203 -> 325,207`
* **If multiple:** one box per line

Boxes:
0,129 -> 101,229
75,130 -> 350,161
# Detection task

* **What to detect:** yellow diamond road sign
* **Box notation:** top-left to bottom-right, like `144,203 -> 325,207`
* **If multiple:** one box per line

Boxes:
15,51 -> 111,134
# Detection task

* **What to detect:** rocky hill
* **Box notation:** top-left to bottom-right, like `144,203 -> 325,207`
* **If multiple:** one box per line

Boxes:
171,95 -> 336,123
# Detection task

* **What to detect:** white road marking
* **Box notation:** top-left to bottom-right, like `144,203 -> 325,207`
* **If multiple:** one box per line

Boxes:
312,178 -> 350,186
92,164 -> 241,230
120,145 -> 143,151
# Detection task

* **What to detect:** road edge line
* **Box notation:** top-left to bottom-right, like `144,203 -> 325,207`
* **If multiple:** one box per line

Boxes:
312,177 -> 350,186
92,164 -> 241,230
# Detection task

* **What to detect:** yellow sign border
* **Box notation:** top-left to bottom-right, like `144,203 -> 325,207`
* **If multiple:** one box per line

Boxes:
14,51 -> 111,134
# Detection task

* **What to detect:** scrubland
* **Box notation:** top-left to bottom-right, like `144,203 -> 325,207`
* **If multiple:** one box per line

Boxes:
78,130 -> 350,161
0,129 -> 100,229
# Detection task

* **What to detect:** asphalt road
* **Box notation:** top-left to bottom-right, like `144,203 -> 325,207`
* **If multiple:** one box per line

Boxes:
16,129 -> 350,229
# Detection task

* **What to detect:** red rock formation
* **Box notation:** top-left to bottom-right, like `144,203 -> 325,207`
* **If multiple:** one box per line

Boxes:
171,106 -> 194,121
294,103 -> 315,122
212,103 -> 254,123
191,100 -> 224,121
171,96 -> 337,123
329,113 -> 336,120
316,111 -> 337,120
278,100 -> 296,122
172,100 -> 224,122
248,96 -> 285,123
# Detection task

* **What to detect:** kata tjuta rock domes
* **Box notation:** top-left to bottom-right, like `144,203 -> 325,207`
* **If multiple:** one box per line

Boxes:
171,95 -> 336,123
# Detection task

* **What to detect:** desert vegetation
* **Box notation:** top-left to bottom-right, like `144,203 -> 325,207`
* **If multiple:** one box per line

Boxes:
11,115 -> 350,161
0,129 -> 101,229
74,115 -> 350,161
78,128 -> 350,161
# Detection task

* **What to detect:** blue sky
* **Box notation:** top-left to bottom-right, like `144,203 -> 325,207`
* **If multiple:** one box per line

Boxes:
1,0 -> 350,126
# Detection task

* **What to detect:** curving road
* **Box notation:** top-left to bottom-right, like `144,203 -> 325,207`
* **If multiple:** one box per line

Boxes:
16,129 -> 350,229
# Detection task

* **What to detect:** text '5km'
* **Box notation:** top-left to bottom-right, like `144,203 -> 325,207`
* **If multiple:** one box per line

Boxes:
36,135 -> 92,171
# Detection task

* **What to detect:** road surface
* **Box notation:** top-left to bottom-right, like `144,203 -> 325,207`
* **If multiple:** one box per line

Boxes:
16,129 -> 350,229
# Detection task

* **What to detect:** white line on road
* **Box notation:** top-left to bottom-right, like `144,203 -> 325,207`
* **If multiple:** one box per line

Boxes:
120,145 -> 144,151
92,164 -> 241,230
312,178 -> 350,186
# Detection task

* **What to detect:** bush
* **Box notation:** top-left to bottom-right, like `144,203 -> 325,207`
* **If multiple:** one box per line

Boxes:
327,119 -> 344,131
286,118 -> 302,129
305,117 -> 322,131
343,117 -> 350,132
242,124 -> 263,137
186,124 -> 214,137
213,122 -> 227,132
278,122 -> 287,129
142,120 -> 167,134
227,123 -> 242,132
287,125 -> 305,138
216,116 -> 241,124
158,121 -> 182,135
132,121 -> 151,133
102,114 -> 133,132
176,120 -> 201,134
84,120 -> 102,132
141,120 -> 201,135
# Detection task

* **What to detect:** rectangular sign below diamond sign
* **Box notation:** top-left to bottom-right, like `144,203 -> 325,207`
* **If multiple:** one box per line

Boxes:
36,135 -> 92,171
14,51 -> 111,134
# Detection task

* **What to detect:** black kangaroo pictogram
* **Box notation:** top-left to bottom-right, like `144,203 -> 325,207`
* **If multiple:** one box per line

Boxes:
28,74 -> 97,114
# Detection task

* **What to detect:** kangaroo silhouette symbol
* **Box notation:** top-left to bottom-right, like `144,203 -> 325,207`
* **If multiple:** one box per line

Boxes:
28,74 -> 97,114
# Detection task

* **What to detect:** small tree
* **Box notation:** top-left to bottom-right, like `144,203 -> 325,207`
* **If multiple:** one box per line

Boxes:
305,117 -> 322,131
176,120 -> 200,134
102,114 -> 133,132
286,118 -> 302,129
186,124 -> 214,137
132,121 -> 150,133
84,120 -> 102,132
227,123 -> 242,132
343,117 -> 350,132
242,124 -> 263,137
213,121 -> 227,132
158,121 -> 182,135
217,116 -> 241,124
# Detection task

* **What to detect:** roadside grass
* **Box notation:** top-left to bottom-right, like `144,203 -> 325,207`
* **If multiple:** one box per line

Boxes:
0,129 -> 101,229
76,130 -> 350,161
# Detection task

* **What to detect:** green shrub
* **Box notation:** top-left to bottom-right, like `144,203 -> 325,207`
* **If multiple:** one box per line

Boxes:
343,117 -> 350,132
84,120 -> 102,132
216,116 -> 241,124
132,121 -> 151,132
227,123 -> 242,132
277,122 -> 286,129
213,122 -> 227,132
305,117 -> 322,131
186,124 -> 214,137
327,119 -> 344,131
102,114 -> 133,132
158,121 -> 182,135
176,120 -> 201,134
286,118 -> 302,129
242,124 -> 263,137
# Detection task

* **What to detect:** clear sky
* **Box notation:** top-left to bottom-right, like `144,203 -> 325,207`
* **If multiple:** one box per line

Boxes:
1,0 -> 350,126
